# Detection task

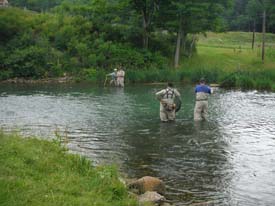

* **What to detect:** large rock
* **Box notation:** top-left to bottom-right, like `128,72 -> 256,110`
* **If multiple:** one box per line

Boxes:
129,176 -> 166,195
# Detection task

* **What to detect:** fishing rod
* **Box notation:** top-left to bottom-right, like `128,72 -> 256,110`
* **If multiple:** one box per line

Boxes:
210,63 -> 242,87
103,75 -> 108,87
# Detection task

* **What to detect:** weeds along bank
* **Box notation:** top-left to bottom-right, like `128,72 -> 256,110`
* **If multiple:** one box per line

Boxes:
0,132 -> 137,206
99,43 -> 275,90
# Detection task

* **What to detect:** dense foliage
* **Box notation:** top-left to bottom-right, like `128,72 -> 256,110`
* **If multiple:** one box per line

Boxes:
224,0 -> 275,32
1,0 -> 275,87
1,0 -> 229,80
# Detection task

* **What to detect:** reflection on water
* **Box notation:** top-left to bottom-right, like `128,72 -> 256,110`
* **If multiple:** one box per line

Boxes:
1,83 -> 275,205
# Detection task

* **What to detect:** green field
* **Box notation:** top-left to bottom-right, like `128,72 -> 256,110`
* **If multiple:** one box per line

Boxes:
195,32 -> 275,71
173,32 -> 275,90
198,31 -> 275,49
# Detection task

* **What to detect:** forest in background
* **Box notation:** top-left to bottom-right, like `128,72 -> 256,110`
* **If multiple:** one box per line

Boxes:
1,0 -> 275,88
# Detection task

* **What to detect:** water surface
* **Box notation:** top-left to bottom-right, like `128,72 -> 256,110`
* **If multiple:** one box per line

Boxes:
1,83 -> 275,205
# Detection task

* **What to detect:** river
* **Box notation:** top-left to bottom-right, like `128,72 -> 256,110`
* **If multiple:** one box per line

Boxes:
0,83 -> 275,205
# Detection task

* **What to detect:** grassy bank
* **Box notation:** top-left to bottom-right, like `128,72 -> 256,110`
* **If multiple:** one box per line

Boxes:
119,32 -> 275,90
0,132 -> 136,206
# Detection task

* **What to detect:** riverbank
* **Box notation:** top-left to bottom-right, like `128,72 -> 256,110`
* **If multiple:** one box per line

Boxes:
0,76 -> 74,84
0,132 -> 137,206
1,67 -> 275,92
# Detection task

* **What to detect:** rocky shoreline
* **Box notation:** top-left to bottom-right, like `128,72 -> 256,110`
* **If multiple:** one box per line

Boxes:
126,176 -> 216,206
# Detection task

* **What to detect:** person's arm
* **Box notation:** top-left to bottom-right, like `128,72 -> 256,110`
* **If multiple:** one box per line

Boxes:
174,89 -> 180,97
155,90 -> 165,101
208,86 -> 211,94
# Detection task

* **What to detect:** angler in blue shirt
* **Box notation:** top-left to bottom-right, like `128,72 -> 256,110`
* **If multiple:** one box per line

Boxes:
194,78 -> 211,121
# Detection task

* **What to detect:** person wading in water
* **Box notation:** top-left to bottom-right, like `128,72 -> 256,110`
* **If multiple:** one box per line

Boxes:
156,82 -> 181,122
106,68 -> 118,86
116,66 -> 125,87
194,78 -> 211,121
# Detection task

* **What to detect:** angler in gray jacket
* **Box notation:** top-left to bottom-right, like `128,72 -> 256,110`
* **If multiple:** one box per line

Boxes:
156,82 -> 181,122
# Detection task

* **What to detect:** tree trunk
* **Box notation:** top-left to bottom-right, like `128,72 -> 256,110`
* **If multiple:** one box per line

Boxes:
174,19 -> 183,68
189,35 -> 196,58
142,16 -> 149,49
252,19 -> 255,50
262,10 -> 266,63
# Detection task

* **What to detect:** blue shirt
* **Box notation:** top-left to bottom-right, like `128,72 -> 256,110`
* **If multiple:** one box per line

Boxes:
195,84 -> 211,94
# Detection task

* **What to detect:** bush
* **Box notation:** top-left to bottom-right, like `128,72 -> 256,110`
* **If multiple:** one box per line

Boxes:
5,46 -> 47,78
220,74 -> 237,88
236,75 -> 255,89
79,68 -> 105,83
255,79 -> 272,90
0,70 -> 12,80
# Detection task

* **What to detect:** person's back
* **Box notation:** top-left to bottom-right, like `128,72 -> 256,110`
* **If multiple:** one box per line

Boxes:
195,84 -> 211,101
156,83 -> 180,122
117,68 -> 125,87
194,78 -> 211,121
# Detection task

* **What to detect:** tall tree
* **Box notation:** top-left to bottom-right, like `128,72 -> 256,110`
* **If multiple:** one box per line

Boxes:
131,0 -> 160,49
256,0 -> 275,63
159,0 -> 230,68
9,0 -> 63,11
246,0 -> 262,49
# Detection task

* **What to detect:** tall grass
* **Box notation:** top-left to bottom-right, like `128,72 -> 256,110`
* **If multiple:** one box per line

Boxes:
0,132 -> 136,206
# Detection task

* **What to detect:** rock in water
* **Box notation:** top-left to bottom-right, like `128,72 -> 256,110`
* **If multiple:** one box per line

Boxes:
129,176 -> 166,195
138,191 -> 165,205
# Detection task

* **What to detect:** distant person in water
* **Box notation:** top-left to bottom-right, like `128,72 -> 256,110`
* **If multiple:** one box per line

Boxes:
155,82 -> 181,122
107,68 -> 117,86
116,65 -> 125,87
194,78 -> 211,121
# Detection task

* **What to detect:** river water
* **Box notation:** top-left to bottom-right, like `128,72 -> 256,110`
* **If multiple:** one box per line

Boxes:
0,83 -> 275,205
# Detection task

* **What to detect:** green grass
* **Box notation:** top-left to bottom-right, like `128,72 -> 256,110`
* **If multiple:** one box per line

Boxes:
182,32 -> 275,89
125,32 -> 275,90
0,132 -> 136,206
198,31 -> 275,49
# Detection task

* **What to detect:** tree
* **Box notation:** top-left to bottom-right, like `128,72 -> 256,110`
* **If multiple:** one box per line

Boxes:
246,0 -> 262,49
256,0 -> 275,63
9,0 -> 63,11
130,0 -> 160,49
159,0 -> 230,68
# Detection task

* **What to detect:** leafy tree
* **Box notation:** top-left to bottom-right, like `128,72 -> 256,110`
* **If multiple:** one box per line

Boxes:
130,0 -> 160,49
158,0 -> 231,68
9,0 -> 63,11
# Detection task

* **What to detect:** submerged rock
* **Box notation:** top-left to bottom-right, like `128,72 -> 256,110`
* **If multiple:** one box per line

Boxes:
129,176 -> 166,195
138,191 -> 165,206
188,201 -> 216,206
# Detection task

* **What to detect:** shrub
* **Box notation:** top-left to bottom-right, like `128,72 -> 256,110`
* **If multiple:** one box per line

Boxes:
236,75 -> 255,89
220,74 -> 237,88
5,46 -> 47,78
255,79 -> 272,90
79,68 -> 105,83
0,70 -> 12,80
